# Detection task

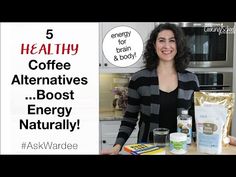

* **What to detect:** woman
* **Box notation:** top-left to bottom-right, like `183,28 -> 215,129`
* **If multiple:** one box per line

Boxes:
104,23 -> 199,154
106,23 -> 234,155
105,23 -> 199,154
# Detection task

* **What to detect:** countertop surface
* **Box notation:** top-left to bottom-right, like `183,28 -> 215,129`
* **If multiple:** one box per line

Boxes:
121,143 -> 236,155
168,143 -> 236,155
100,110 -> 124,121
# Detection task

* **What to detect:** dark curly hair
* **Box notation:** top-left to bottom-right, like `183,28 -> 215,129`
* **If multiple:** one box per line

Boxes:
143,23 -> 191,72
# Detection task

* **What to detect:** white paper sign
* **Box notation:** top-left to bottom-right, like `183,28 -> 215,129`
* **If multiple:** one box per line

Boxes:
1,23 -> 99,154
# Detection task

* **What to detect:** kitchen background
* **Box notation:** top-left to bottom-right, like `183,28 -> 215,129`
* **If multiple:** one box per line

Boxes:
99,22 -> 236,153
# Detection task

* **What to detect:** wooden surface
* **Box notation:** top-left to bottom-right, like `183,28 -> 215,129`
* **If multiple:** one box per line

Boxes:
121,142 -> 236,155
166,143 -> 236,155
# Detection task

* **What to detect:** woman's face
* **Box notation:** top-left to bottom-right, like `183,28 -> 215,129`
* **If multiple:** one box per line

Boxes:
154,29 -> 177,62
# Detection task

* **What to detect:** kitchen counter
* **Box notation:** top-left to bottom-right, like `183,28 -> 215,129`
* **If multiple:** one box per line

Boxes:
121,143 -> 236,155
100,110 -> 124,120
179,143 -> 236,155
163,143 -> 236,155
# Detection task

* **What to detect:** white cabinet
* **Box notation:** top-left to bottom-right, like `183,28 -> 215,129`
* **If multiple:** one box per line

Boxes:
100,120 -> 138,154
99,22 -> 155,73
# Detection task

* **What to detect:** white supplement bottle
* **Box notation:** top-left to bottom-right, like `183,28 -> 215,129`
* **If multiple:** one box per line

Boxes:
177,110 -> 192,145
169,132 -> 187,154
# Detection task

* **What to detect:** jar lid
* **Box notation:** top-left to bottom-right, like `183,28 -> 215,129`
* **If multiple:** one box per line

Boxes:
170,132 -> 187,141
181,110 -> 188,115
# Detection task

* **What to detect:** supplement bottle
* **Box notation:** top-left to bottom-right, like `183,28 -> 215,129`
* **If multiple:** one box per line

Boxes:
177,110 -> 192,145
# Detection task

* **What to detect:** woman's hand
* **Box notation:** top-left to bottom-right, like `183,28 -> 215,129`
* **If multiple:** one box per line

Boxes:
101,144 -> 121,155
229,136 -> 236,146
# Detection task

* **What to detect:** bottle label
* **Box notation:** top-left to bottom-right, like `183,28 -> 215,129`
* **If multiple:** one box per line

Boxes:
177,117 -> 192,144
